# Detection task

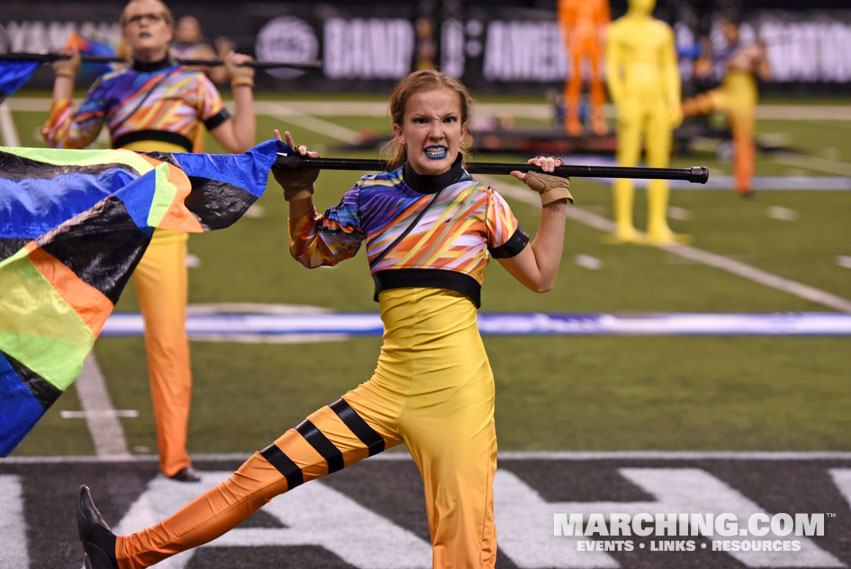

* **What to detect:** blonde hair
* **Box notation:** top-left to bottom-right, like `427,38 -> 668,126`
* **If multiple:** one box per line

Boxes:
382,69 -> 473,171
120,0 -> 174,27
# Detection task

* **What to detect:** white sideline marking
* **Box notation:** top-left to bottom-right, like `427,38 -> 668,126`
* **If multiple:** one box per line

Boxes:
0,475 -> 29,568
829,469 -> 851,510
835,256 -> 851,270
75,353 -> 130,458
0,101 -> 20,147
60,409 -> 139,419
486,177 -> 851,313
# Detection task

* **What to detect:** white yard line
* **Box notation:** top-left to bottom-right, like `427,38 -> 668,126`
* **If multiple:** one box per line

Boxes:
261,102 -> 362,144
0,101 -> 21,147
773,151 -> 851,177
4,450 -> 851,464
75,353 -> 131,458
8,97 -> 851,121
485,176 -> 851,314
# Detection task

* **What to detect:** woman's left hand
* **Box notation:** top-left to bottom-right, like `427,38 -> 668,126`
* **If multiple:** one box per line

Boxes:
224,51 -> 255,88
511,156 -> 573,205
272,129 -> 320,201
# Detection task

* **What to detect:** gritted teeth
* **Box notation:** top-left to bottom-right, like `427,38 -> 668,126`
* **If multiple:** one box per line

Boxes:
425,145 -> 448,159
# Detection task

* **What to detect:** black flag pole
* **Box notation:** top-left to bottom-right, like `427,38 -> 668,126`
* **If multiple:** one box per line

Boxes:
275,154 -> 710,183
0,52 -> 322,70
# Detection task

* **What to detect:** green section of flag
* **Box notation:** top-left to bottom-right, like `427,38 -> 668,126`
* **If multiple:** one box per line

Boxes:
0,249 -> 92,390
146,163 -> 179,228
1,146 -> 152,174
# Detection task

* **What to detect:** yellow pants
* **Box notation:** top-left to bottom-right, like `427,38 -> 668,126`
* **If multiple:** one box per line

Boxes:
612,97 -> 674,239
121,140 -> 194,477
116,288 -> 498,569
131,230 -> 192,477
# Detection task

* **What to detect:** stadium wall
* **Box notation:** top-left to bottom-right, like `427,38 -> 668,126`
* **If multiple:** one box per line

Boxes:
2,1 -> 851,95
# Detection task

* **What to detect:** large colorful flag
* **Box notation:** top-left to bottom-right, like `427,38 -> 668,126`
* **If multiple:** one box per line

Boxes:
0,139 -> 282,455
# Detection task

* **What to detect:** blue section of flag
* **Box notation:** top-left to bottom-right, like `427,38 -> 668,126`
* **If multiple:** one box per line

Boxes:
0,169 -> 137,239
172,138 -> 285,198
0,352 -> 43,456
0,61 -> 40,103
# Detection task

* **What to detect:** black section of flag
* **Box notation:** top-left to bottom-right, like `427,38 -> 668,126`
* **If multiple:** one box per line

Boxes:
0,237 -> 31,262
5,352 -> 62,411
184,176 -> 258,231
38,196 -> 150,305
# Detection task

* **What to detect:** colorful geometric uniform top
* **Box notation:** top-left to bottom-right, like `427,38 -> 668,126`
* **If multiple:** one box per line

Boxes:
41,58 -> 229,152
288,157 -> 529,308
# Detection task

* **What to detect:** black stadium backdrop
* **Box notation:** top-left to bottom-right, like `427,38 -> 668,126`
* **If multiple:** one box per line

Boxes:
2,0 -> 851,94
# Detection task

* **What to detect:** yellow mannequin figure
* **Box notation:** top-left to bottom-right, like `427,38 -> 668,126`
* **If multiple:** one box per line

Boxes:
605,0 -> 685,244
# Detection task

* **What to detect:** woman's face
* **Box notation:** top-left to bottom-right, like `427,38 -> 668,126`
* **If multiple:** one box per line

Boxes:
393,87 -> 467,176
122,0 -> 173,58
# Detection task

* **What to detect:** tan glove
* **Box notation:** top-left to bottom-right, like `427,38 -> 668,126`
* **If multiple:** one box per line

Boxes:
272,162 -> 319,201
224,53 -> 255,88
519,171 -> 574,205
53,49 -> 81,79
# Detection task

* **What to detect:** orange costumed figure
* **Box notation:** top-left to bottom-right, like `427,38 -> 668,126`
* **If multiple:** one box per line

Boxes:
558,0 -> 610,137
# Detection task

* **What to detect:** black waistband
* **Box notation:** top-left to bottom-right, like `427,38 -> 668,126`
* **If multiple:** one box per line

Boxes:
113,130 -> 194,153
372,269 -> 481,308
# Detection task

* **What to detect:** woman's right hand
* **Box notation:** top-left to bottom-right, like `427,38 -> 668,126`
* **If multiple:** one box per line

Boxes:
272,129 -> 320,201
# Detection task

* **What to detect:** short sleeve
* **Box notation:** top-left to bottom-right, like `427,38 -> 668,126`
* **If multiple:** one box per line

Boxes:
195,73 -> 226,127
486,189 -> 529,259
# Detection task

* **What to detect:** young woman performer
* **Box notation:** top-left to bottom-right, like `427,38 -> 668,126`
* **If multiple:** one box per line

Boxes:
43,0 -> 256,482
76,68 -> 573,569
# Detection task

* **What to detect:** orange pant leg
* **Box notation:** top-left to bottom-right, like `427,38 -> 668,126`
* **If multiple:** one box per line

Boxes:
116,400 -> 403,569
729,109 -> 756,194
131,230 -> 192,477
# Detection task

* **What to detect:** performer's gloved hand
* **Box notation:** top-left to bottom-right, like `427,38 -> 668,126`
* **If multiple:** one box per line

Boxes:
273,129 -> 319,201
53,48 -> 81,80
519,172 -> 574,205
512,157 -> 573,206
224,51 -> 255,88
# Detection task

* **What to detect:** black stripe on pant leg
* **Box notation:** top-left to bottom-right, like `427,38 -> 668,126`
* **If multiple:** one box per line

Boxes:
260,443 -> 304,489
329,398 -> 385,456
295,419 -> 345,473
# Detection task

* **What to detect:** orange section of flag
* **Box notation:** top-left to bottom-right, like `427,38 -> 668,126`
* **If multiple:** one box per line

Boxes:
28,248 -> 113,336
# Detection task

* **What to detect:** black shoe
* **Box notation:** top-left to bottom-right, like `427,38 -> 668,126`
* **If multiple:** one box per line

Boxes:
169,466 -> 201,482
77,485 -> 118,569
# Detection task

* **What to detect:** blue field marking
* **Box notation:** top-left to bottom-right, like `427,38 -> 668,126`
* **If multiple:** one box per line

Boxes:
99,311 -> 851,337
